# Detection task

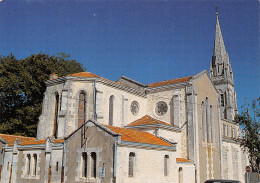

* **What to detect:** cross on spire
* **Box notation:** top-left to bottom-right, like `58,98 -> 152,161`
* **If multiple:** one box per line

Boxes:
215,6 -> 219,17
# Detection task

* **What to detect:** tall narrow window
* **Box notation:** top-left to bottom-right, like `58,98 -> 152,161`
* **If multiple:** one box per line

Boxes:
53,92 -> 59,138
164,155 -> 169,176
210,105 -> 215,143
179,167 -> 183,183
201,101 -> 206,142
82,152 -> 87,178
32,154 -> 37,176
206,98 -> 211,143
78,91 -> 86,127
56,162 -> 59,172
227,125 -> 230,137
91,152 -> 96,178
109,95 -> 114,125
231,127 -> 236,138
129,152 -> 135,177
223,124 -> 226,136
220,94 -> 224,106
224,92 -> 227,107
26,154 -> 31,175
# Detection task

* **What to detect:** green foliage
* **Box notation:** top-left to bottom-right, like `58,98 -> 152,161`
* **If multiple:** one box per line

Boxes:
0,53 -> 85,137
235,97 -> 260,173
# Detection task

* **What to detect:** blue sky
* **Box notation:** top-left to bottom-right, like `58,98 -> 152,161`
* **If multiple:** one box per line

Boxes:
0,0 -> 259,111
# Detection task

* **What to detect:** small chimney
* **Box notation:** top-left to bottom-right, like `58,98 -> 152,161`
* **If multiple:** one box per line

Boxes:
49,73 -> 58,80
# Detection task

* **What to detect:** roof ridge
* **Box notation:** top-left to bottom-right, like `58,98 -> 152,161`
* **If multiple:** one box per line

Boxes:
106,125 -> 173,147
148,75 -> 193,85
0,134 -> 35,139
127,114 -> 175,128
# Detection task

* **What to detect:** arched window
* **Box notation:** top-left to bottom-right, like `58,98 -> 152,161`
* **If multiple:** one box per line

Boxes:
178,167 -> 183,183
164,155 -> 169,176
32,154 -> 37,176
53,92 -> 59,138
109,95 -> 114,126
26,154 -> 31,175
91,152 -> 96,178
78,91 -> 86,127
82,152 -> 87,178
129,152 -> 135,177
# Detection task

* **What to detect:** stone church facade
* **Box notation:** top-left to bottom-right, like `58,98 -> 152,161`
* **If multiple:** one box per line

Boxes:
0,12 -> 248,183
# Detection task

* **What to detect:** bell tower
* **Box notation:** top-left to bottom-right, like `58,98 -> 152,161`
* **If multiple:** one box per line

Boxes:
210,10 -> 238,120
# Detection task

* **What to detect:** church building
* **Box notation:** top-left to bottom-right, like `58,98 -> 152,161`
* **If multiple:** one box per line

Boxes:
0,12 -> 248,183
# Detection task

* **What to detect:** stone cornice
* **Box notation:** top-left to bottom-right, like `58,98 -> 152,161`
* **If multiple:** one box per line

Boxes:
46,76 -> 147,97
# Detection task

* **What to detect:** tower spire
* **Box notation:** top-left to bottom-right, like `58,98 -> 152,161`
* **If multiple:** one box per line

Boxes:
210,10 -> 237,120
213,10 -> 227,60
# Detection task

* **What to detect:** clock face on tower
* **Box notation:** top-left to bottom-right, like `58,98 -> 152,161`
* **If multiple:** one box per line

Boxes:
131,101 -> 139,116
155,101 -> 168,116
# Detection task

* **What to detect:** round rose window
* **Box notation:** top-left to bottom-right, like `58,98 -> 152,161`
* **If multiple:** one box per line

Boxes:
155,101 -> 168,116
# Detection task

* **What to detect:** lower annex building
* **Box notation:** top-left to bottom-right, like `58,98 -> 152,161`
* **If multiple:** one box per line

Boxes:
0,12 -> 249,183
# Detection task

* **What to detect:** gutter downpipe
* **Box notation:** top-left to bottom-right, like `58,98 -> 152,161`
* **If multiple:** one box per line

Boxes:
93,80 -> 96,120
113,141 -> 117,183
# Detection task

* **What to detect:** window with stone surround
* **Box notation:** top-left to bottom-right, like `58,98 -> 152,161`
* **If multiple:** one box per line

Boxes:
109,95 -> 114,125
164,155 -> 169,176
78,91 -> 86,128
129,152 -> 135,177
22,153 -> 40,179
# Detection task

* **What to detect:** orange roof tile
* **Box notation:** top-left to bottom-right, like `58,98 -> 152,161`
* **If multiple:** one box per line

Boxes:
67,72 -> 100,78
0,134 -> 64,146
127,115 -> 176,128
148,76 -> 192,88
176,158 -> 192,163
105,125 -> 172,147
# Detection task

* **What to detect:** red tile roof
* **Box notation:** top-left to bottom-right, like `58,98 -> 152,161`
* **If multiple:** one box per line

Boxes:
148,76 -> 192,88
105,125 -> 172,147
127,115 -> 176,128
0,134 -> 64,146
68,72 -> 100,78
176,158 -> 192,163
